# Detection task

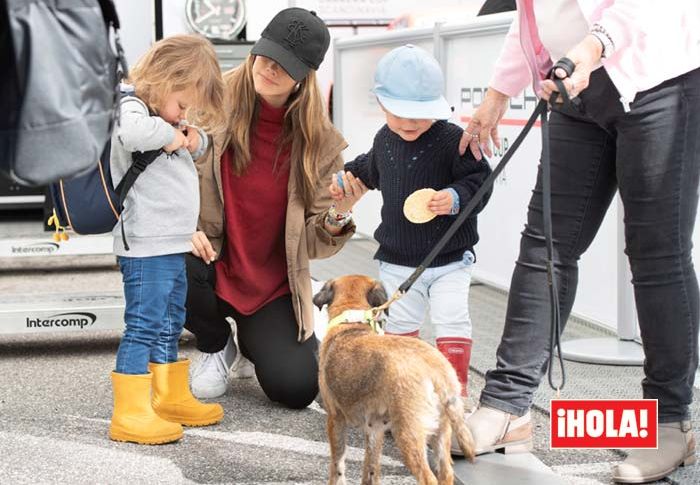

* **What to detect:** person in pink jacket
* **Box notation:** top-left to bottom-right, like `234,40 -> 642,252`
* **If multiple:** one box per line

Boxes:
457,1 -> 700,482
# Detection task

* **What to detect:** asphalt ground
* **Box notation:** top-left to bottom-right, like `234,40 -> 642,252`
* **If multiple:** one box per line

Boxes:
2,212 -> 699,484
0,328 -> 419,485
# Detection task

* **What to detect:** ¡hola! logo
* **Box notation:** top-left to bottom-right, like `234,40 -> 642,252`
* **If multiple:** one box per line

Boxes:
550,399 -> 658,449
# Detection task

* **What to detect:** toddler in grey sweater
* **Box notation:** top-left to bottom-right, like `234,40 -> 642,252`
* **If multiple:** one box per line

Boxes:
107,34 -> 226,447
111,94 -> 207,257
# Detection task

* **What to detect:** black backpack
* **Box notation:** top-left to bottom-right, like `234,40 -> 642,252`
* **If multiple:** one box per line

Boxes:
0,0 -> 126,186
48,91 -> 162,250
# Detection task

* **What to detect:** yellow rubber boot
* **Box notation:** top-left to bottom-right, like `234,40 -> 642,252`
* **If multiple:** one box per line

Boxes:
149,359 -> 224,426
109,372 -> 183,444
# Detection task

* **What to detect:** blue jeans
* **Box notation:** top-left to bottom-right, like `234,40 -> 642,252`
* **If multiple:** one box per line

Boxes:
481,67 -> 700,423
379,250 -> 475,338
115,254 -> 187,375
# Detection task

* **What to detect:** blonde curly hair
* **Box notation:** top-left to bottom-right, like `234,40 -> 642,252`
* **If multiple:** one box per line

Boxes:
128,34 -> 225,132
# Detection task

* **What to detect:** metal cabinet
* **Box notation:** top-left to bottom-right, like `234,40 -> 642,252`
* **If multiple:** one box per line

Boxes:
213,42 -> 254,72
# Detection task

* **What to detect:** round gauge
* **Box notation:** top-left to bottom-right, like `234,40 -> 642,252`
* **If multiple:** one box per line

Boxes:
185,0 -> 247,42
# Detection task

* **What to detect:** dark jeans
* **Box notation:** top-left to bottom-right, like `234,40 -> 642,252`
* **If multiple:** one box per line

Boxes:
481,67 -> 700,423
184,254 -> 319,409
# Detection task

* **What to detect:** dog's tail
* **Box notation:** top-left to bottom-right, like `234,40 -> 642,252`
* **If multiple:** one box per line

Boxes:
444,395 -> 476,462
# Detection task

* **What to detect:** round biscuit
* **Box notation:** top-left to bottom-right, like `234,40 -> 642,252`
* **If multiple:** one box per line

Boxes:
403,188 -> 437,224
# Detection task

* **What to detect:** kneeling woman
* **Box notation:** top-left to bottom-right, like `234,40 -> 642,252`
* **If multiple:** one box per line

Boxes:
185,8 -> 366,408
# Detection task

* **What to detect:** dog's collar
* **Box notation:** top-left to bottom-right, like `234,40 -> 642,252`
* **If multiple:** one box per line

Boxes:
327,309 -> 384,335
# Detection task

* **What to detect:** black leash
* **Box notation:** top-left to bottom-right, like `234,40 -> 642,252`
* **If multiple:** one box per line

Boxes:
543,57 -> 579,393
392,58 -> 578,392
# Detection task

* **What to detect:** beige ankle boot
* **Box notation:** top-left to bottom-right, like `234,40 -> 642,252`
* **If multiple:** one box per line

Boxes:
612,420 -> 696,483
452,405 -> 533,456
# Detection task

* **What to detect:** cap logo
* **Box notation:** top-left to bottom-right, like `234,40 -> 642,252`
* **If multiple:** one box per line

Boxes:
285,20 -> 309,47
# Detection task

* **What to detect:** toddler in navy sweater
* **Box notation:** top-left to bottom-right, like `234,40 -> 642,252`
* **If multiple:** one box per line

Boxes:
331,45 -> 492,398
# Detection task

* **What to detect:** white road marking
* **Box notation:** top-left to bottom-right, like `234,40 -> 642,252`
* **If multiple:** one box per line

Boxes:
72,416 -> 403,468
185,428 -> 404,467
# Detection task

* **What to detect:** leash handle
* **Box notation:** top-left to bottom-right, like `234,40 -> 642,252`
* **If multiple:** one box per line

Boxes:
549,56 -> 582,113
552,56 -> 575,77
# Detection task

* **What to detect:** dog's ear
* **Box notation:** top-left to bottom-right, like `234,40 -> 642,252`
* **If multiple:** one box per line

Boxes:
366,281 -> 388,314
313,280 -> 335,310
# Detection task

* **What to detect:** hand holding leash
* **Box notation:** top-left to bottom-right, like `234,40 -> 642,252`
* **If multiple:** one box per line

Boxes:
540,34 -> 604,104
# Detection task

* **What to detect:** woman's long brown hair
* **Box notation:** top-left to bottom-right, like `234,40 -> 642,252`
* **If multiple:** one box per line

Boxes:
223,55 -> 332,207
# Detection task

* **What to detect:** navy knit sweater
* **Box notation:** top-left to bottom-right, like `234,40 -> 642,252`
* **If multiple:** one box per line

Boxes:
345,121 -> 493,268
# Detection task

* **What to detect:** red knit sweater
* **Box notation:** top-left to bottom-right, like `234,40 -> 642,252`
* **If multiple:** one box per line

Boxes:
215,99 -> 291,315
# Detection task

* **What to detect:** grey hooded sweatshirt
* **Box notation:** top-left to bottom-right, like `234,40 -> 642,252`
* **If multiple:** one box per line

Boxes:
110,96 -> 207,257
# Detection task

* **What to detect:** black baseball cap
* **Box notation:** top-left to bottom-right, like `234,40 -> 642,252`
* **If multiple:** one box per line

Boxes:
251,8 -> 331,82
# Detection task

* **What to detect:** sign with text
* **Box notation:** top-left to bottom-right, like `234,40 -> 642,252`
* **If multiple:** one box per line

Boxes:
551,399 -> 658,449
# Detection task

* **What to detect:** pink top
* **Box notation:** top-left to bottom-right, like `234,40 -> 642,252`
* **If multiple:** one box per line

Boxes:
491,0 -> 700,106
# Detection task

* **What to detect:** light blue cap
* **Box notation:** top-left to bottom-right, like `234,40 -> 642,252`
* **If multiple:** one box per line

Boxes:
372,44 -> 452,120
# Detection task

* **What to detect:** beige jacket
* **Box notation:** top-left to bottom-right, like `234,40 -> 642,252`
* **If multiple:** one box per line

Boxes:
195,124 -> 355,342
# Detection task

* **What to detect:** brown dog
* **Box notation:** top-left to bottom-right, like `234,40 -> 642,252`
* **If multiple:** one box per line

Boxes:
314,275 -> 475,485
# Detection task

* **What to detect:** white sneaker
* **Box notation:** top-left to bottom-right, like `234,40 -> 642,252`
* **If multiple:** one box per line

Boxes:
232,355 -> 255,379
190,333 -> 237,399
229,322 -> 255,379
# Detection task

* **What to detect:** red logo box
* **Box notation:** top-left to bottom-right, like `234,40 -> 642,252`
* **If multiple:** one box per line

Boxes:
550,399 -> 657,449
